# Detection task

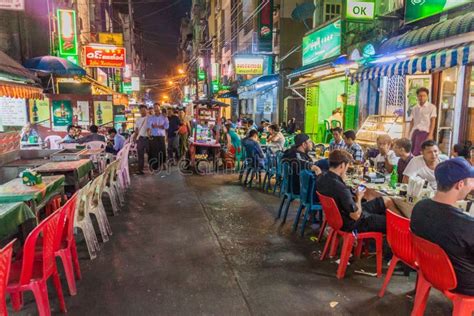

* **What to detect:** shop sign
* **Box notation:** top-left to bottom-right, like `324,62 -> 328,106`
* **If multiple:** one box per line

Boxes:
234,57 -> 264,75
0,97 -> 27,127
65,55 -> 79,65
257,0 -> 273,52
93,101 -> 113,125
302,20 -> 341,66
29,99 -> 50,127
52,100 -> 73,131
405,0 -> 471,23
121,82 -> 132,94
346,0 -> 375,21
98,33 -> 124,46
96,68 -> 108,87
211,80 -> 220,94
131,77 -> 140,91
84,45 -> 126,68
57,9 -> 78,56
0,0 -> 24,10
123,64 -> 132,82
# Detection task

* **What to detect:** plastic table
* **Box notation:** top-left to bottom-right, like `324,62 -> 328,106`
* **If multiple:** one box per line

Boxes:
34,159 -> 93,191
0,202 -> 36,240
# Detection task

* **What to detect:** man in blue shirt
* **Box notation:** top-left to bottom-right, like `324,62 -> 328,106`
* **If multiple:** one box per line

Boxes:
147,104 -> 169,170
106,128 -> 125,154
61,125 -> 77,144
242,130 -> 265,170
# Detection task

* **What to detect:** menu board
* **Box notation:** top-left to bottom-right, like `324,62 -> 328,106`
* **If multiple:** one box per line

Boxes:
93,101 -> 113,126
52,100 -> 73,131
0,97 -> 27,127
29,98 -> 50,127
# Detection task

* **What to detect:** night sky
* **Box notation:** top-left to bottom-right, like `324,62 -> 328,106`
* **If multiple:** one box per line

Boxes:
132,0 -> 192,79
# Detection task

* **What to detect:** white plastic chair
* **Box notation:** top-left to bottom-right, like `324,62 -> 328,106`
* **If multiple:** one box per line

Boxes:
102,160 -> 121,215
117,143 -> 131,190
45,135 -> 62,149
86,141 -> 107,172
73,182 -> 100,260
87,173 -> 112,242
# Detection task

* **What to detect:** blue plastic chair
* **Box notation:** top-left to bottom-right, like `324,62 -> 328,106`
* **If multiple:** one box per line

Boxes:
242,144 -> 262,188
272,151 -> 284,195
276,161 -> 299,223
292,170 -> 323,237
262,149 -> 277,192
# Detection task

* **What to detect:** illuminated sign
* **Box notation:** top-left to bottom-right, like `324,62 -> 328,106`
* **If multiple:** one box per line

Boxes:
405,0 -> 471,23
234,57 -> 264,75
65,55 -> 79,65
121,82 -> 132,94
345,0 -> 375,21
57,9 -> 78,56
257,0 -> 273,52
84,45 -> 126,68
98,33 -> 124,46
131,77 -> 140,91
302,20 -> 341,66
0,0 -> 24,11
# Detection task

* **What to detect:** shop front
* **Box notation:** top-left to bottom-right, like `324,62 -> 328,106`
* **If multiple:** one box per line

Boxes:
237,74 -> 279,123
351,12 -> 474,152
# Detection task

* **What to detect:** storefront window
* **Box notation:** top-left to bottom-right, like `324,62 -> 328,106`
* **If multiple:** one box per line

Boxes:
437,67 -> 459,155
466,68 -> 474,144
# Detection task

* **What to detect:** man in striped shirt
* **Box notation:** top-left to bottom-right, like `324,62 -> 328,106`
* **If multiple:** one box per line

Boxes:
343,130 -> 364,163
328,127 -> 345,152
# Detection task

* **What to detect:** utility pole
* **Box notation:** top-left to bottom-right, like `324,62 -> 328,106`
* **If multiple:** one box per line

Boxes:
128,0 -> 134,71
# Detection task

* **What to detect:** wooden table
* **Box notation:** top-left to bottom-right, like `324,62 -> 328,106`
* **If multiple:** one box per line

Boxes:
34,159 -> 94,191
0,175 -> 65,217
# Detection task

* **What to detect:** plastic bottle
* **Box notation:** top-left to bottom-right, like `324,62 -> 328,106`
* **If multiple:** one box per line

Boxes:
390,165 -> 398,189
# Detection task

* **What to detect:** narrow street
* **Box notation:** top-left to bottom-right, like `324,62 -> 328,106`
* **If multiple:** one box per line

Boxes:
19,170 -> 449,316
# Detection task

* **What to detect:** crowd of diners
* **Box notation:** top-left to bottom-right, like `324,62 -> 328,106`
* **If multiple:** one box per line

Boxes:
271,129 -> 474,298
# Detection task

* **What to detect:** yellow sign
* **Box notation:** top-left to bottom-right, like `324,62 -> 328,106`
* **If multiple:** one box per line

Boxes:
93,101 -> 113,126
235,57 -> 264,75
29,98 -> 50,127
98,33 -> 124,46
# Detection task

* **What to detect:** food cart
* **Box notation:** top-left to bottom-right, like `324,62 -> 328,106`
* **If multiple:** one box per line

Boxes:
186,100 -> 229,174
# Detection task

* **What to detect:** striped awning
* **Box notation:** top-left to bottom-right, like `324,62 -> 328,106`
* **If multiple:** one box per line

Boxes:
0,81 -> 44,99
351,43 -> 474,82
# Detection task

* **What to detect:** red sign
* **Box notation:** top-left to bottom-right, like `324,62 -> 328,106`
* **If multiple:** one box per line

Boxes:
84,45 -> 126,68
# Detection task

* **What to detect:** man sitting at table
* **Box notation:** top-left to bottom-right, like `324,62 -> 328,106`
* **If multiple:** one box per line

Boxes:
343,130 -> 363,164
402,140 -> 447,188
61,125 -> 77,144
242,130 -> 265,170
77,125 -> 106,144
373,134 -> 398,175
316,150 -> 396,233
282,133 -> 322,195
106,128 -> 125,154
328,127 -> 345,152
410,157 -> 474,296
393,138 -> 413,183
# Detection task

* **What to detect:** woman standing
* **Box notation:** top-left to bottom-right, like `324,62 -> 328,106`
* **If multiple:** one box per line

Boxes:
178,109 -> 191,159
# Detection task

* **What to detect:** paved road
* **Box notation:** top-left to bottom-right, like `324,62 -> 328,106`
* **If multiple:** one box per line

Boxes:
14,170 -> 449,315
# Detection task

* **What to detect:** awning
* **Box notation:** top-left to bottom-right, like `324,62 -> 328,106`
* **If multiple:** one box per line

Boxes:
0,80 -> 44,99
0,51 -> 39,83
217,91 -> 238,98
379,12 -> 474,54
287,55 -> 353,80
238,74 -> 279,98
351,42 -> 474,82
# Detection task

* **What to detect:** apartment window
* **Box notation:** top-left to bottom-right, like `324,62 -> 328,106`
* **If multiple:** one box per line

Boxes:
324,2 -> 341,22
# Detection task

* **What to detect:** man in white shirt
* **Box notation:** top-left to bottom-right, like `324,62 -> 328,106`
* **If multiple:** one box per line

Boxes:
402,140 -> 447,188
133,105 -> 149,175
409,87 -> 437,155
373,134 -> 398,174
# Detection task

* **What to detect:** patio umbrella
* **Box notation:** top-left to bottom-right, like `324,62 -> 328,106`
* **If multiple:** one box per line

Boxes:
24,56 -> 86,76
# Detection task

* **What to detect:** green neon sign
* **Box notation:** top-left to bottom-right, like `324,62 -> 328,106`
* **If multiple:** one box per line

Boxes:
302,20 -> 341,66
121,82 -> 132,94
346,0 -> 375,21
405,0 -> 471,23
57,9 -> 78,56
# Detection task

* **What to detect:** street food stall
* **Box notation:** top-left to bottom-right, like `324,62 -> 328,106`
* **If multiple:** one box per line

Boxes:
187,100 -> 229,174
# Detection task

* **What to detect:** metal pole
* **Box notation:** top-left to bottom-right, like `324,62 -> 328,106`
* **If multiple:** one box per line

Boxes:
128,0 -> 134,71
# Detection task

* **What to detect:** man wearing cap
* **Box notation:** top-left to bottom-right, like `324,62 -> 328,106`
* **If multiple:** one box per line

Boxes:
410,157 -> 474,296
282,133 -> 322,195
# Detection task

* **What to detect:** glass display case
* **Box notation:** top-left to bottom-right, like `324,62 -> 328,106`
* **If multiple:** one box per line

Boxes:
356,115 -> 404,146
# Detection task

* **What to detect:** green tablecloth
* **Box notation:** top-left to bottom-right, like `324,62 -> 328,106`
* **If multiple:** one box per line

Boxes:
35,159 -> 94,180
0,175 -> 65,205
0,202 -> 36,239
